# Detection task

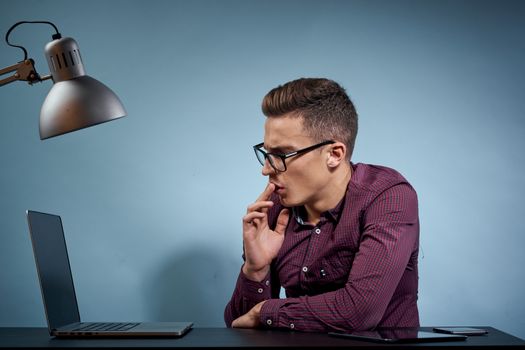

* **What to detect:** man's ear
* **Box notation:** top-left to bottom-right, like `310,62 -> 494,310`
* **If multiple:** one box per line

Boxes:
327,142 -> 347,168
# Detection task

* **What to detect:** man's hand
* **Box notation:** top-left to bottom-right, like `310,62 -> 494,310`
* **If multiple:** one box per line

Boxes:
242,183 -> 290,281
231,301 -> 267,328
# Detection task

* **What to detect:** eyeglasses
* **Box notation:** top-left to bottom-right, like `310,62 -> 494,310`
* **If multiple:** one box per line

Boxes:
253,140 -> 335,172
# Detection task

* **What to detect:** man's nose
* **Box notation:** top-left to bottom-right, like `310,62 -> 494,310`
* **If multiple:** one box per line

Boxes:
261,158 -> 275,176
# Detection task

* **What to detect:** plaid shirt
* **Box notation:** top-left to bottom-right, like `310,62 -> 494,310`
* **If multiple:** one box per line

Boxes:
225,163 -> 420,332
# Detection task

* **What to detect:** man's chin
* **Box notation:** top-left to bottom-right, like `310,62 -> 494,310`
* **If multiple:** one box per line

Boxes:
278,194 -> 298,208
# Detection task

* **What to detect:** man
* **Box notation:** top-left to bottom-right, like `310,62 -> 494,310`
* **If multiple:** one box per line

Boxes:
224,78 -> 419,332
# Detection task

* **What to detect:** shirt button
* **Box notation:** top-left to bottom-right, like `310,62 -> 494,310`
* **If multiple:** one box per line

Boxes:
290,323 -> 295,329
257,288 -> 263,294
315,228 -> 321,234
266,319 -> 272,326
302,266 -> 308,273
265,280 -> 270,286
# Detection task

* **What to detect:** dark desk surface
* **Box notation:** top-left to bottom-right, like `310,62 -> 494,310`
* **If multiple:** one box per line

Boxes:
0,326 -> 524,349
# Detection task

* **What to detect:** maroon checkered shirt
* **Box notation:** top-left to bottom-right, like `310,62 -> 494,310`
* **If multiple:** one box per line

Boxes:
225,163 -> 420,332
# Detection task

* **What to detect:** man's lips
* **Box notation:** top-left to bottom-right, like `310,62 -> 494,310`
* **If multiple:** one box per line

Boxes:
271,182 -> 285,193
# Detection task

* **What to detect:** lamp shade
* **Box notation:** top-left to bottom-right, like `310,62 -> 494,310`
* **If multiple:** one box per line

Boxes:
40,75 -> 126,139
39,36 -> 126,140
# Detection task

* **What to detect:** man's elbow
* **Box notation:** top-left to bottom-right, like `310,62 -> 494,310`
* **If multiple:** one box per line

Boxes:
344,307 -> 384,331
224,306 -> 234,328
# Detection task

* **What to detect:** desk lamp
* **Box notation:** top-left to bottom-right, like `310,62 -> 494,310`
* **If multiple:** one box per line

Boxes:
0,21 -> 126,139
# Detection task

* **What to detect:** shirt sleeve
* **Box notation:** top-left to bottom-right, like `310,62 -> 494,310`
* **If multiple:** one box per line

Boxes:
224,265 -> 280,327
259,183 -> 419,332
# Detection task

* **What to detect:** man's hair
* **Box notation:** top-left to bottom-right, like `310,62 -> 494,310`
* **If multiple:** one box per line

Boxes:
262,78 -> 358,160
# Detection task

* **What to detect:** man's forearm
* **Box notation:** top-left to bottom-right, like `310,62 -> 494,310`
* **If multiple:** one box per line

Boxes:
224,267 -> 273,327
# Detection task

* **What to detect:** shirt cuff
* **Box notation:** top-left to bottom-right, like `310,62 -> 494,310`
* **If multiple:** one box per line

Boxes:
238,268 -> 272,303
259,298 -> 289,329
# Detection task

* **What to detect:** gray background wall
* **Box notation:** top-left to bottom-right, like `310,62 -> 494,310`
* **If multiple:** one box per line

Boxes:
1,0 -> 524,339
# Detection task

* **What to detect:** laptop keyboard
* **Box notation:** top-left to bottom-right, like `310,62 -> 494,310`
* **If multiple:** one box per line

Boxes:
73,322 -> 140,332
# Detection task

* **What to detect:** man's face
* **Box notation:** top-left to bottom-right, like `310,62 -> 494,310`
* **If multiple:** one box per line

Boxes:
262,115 -> 330,207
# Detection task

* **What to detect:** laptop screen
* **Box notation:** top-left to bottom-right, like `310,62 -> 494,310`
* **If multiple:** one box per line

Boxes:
27,210 -> 81,331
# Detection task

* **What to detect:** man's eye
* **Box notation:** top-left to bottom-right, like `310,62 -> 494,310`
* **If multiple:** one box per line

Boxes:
270,149 -> 286,155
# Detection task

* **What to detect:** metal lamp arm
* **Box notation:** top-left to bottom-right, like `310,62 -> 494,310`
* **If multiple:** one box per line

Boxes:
0,59 -> 51,86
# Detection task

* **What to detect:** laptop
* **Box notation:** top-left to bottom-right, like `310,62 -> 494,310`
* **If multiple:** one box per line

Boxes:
26,210 -> 193,337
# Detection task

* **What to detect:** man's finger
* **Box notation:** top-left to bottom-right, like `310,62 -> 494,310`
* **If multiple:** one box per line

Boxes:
231,313 -> 250,328
256,182 -> 276,202
243,211 -> 266,225
274,208 -> 290,236
247,201 -> 274,214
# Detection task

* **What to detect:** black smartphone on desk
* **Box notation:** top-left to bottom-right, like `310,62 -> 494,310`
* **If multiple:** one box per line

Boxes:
433,327 -> 488,335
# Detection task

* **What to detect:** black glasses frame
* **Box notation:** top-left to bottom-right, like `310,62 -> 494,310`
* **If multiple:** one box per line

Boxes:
253,140 -> 335,172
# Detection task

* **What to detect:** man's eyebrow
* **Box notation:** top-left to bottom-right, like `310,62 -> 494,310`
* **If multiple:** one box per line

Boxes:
266,144 -> 294,153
